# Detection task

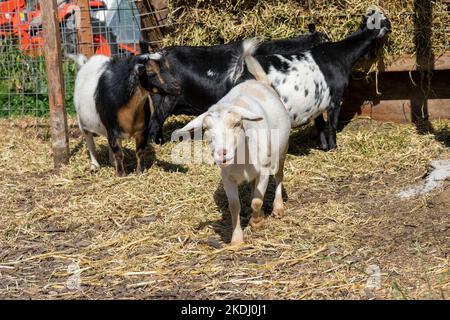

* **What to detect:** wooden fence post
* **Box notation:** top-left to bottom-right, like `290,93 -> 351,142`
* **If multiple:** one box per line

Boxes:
135,0 -> 168,49
75,0 -> 94,57
42,0 -> 70,169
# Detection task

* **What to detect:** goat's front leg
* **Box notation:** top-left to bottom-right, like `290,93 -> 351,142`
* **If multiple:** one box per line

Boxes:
108,145 -> 115,166
314,114 -> 328,151
148,95 -> 177,144
148,117 -> 165,145
107,132 -> 125,177
135,131 -> 148,175
249,174 -> 269,230
327,103 -> 340,151
222,175 -> 243,245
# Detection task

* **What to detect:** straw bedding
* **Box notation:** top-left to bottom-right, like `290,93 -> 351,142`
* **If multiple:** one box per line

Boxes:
164,0 -> 449,67
0,116 -> 449,299
0,0 -> 449,301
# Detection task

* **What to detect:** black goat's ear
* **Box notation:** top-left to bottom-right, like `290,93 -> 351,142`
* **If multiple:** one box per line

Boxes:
134,63 -> 146,76
307,23 -> 316,33
139,39 -> 150,54
360,15 -> 368,30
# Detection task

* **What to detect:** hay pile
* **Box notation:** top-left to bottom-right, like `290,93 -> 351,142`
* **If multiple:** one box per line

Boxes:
163,0 -> 449,65
1,116 -> 449,299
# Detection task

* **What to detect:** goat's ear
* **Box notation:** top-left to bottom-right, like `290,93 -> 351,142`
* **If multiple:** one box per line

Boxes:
175,112 -> 209,134
377,27 -> 390,38
231,107 -> 263,122
307,23 -> 316,33
134,63 -> 146,76
359,15 -> 367,30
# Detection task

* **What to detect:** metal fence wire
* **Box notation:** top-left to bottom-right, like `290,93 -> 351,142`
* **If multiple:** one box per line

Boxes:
0,0 -> 449,118
0,0 -> 165,117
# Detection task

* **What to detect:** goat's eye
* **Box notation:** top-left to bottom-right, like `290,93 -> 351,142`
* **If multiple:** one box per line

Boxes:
205,131 -> 215,141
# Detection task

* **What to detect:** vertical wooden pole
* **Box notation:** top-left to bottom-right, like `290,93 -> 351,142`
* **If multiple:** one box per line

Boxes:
75,0 -> 94,57
42,0 -> 70,169
134,0 -> 167,49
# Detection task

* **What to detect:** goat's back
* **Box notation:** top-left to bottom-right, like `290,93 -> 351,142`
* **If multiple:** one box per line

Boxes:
221,80 -> 290,178
74,55 -> 110,136
224,80 -> 290,146
256,32 -> 329,56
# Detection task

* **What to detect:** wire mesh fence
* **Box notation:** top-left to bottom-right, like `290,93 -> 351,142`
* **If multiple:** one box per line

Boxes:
0,0 -> 449,118
0,0 -> 163,117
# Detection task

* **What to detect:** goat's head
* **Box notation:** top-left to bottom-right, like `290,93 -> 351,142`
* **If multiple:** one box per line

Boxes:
137,41 -> 181,96
175,105 -> 263,167
134,53 -> 181,96
361,6 -> 391,39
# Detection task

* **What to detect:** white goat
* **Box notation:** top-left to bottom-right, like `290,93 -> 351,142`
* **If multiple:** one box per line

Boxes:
174,46 -> 291,245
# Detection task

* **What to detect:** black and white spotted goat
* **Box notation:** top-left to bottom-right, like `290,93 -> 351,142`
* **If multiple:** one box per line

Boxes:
247,7 -> 391,150
142,24 -> 328,143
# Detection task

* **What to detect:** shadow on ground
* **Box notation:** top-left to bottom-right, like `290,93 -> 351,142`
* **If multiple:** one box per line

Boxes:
90,143 -> 188,174
195,178 -> 288,243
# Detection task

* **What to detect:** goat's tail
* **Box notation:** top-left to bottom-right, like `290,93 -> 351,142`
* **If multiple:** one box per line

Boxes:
66,53 -> 88,69
244,50 -> 269,85
227,38 -> 261,84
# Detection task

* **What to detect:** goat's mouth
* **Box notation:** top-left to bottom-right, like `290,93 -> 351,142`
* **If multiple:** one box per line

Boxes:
215,156 -> 234,168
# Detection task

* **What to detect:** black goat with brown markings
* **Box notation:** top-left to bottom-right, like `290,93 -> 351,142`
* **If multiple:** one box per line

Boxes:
69,53 -> 180,176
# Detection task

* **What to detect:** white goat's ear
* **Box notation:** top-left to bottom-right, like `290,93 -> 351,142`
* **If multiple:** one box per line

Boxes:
231,107 -> 263,122
175,112 -> 209,133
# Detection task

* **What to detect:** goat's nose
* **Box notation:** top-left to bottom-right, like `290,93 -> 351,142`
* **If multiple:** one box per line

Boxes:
216,149 -> 228,161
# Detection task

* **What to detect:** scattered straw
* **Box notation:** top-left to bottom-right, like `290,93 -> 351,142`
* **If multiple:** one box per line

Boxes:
0,116 -> 449,299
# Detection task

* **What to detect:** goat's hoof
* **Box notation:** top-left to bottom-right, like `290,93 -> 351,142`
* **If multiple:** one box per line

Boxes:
272,207 -> 284,218
249,216 -> 265,230
327,146 -> 337,152
154,136 -> 165,145
90,163 -> 100,171
230,239 -> 244,246
230,232 -> 244,246
319,142 -> 328,151
116,171 -> 125,177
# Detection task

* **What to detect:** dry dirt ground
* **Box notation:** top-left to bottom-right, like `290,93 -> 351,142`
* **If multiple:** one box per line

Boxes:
0,116 -> 449,299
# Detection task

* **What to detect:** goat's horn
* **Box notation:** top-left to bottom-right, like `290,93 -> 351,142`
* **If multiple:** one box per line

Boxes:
140,53 -> 163,61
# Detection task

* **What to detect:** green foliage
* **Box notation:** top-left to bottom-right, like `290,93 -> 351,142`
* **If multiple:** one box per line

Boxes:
0,38 -> 76,117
